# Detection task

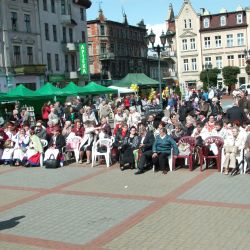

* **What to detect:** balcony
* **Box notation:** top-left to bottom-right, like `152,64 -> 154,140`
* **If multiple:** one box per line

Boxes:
161,51 -> 176,58
14,65 -> 46,75
99,52 -> 115,61
65,71 -> 78,79
61,14 -> 72,25
62,43 -> 78,52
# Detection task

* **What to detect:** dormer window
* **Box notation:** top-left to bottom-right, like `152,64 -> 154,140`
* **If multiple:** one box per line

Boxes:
237,14 -> 243,24
220,16 -> 226,26
204,18 -> 210,28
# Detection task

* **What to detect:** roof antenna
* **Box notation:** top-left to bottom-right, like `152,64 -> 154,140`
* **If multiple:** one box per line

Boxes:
96,0 -> 103,11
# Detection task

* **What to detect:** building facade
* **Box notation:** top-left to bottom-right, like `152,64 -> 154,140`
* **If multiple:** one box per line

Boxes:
0,0 -> 91,91
87,10 -> 148,83
168,0 -> 250,88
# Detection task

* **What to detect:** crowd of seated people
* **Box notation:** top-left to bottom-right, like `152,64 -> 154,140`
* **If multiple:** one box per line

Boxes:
0,89 -> 249,175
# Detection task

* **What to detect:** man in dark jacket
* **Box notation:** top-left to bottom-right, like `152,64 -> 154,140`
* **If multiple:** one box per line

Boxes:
226,103 -> 246,126
134,125 -> 155,175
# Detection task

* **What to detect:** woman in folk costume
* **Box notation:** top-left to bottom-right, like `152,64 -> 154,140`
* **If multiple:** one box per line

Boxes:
25,127 -> 43,167
78,120 -> 96,164
12,128 -> 30,166
44,126 -> 66,162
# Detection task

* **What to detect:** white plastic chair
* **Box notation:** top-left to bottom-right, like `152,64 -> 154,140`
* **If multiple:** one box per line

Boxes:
152,150 -> 173,171
91,138 -> 113,168
65,136 -> 82,163
40,139 -> 48,167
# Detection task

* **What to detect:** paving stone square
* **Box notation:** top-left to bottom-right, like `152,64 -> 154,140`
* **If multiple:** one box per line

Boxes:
0,167 -> 99,189
64,168 -> 199,197
0,242 -> 49,250
0,189 -> 37,207
105,202 -> 250,250
0,193 -> 152,245
179,173 -> 250,204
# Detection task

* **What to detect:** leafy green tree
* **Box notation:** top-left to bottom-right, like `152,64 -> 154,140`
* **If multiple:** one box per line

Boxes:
246,64 -> 250,76
222,66 -> 240,86
200,68 -> 220,87
174,85 -> 182,99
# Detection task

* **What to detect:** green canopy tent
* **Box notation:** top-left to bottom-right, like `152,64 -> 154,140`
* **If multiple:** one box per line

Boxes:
77,81 -> 118,95
60,81 -> 80,96
35,82 -> 63,97
112,73 -> 159,88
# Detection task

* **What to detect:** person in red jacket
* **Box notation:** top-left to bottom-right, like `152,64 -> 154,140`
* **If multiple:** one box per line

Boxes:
124,96 -> 130,110
42,102 -> 51,122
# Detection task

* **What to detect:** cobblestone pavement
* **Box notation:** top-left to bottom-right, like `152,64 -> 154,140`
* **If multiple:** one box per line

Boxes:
0,164 -> 249,250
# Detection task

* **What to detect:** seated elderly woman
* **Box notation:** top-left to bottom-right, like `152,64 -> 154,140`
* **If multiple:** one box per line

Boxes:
44,127 -> 66,165
222,126 -> 245,175
171,122 -> 186,142
119,126 -> 140,171
12,128 -> 30,166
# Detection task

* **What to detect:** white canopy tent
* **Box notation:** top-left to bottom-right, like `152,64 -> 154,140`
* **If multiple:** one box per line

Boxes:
108,86 -> 136,97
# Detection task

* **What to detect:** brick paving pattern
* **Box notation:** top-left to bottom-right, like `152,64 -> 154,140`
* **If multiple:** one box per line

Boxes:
0,165 -> 249,249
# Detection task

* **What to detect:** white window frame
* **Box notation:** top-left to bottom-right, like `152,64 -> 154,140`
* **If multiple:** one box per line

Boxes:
237,14 -> 243,24
190,38 -> 196,50
203,18 -> 210,28
183,59 -> 189,71
215,36 -> 221,48
220,16 -> 226,26
204,37 -> 210,49
227,55 -> 234,66
238,54 -> 245,67
184,19 -> 187,29
189,19 -> 192,28
216,56 -> 222,69
205,57 -> 211,67
237,33 -> 244,46
182,39 -> 188,50
191,58 -> 197,71
227,34 -> 233,47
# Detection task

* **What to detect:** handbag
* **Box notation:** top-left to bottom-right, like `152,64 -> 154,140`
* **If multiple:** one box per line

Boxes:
178,142 -> 191,156
45,154 -> 59,168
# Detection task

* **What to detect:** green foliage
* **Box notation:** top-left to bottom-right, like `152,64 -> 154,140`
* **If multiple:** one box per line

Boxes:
200,68 -> 220,87
174,85 -> 182,98
246,64 -> 250,75
222,66 -> 240,86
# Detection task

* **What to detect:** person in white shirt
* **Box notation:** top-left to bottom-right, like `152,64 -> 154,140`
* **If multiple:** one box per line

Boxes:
127,106 -> 141,128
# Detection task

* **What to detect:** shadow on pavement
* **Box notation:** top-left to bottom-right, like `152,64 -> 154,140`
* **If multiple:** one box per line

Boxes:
0,216 -> 25,231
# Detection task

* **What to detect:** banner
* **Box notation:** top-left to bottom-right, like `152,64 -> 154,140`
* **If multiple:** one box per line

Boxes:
79,43 -> 88,75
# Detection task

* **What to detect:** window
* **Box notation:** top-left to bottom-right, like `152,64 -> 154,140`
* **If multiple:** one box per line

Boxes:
227,55 -> 234,66
52,25 -> 57,42
237,33 -> 244,46
238,54 -> 245,67
182,39 -> 188,50
80,8 -> 85,21
69,28 -> 73,43
62,27 -> 66,42
216,56 -> 222,69
55,54 -> 59,71
13,46 -> 21,65
184,19 -> 187,29
51,0 -> 55,13
189,19 -> 192,28
203,18 -> 209,28
215,36 -> 221,48
11,12 -> 18,31
205,57 -> 211,67
190,38 -> 196,50
47,53 -> 52,71
100,25 -> 105,36
61,0 -> 66,15
183,59 -> 189,71
65,54 -> 69,72
237,14 -> 243,24
71,54 -> 75,71
220,16 -> 226,26
100,43 -> 106,54
227,34 -> 233,47
81,31 -> 85,42
23,0 -> 28,3
24,14 -> 31,32
44,23 -> 49,40
191,58 -> 197,71
27,46 -> 33,64
43,0 -> 47,11
204,37 -> 210,49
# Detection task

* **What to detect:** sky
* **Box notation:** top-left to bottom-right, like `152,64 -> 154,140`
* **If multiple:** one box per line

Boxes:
87,0 -> 250,45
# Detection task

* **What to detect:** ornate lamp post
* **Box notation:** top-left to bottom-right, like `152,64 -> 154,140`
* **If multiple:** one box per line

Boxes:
146,29 -> 174,108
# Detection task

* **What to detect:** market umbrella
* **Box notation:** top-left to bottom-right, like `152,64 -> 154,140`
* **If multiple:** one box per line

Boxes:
61,81 -> 80,96
35,82 -> 63,97
5,84 -> 39,100
77,81 -> 117,95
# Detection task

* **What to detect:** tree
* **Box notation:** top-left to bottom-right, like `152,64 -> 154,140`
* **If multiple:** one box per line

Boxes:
200,68 -> 220,87
222,66 -> 240,86
246,64 -> 250,76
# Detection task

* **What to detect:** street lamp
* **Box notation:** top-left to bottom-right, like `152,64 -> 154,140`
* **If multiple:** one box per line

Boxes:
146,29 -> 174,108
